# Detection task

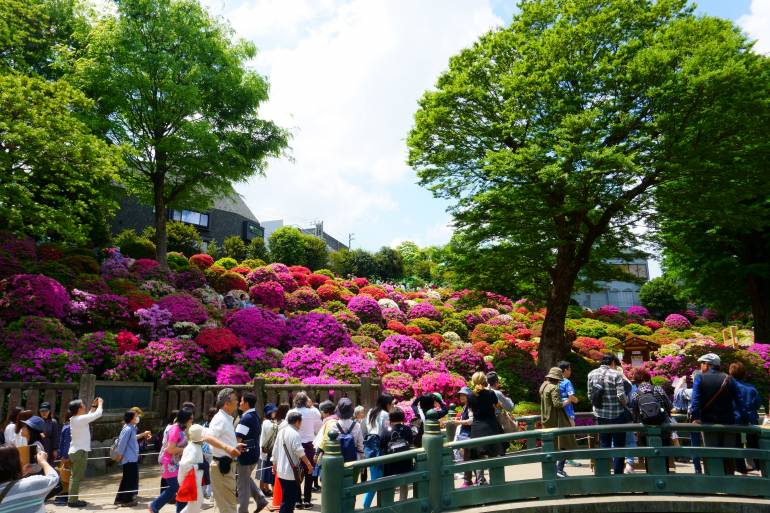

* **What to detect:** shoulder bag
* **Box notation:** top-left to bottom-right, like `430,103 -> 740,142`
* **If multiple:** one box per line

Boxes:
282,434 -> 303,484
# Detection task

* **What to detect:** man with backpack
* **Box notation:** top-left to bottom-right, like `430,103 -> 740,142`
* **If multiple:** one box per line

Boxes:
690,353 -> 740,475
587,355 -> 627,475
379,408 -> 414,501
630,368 -> 673,458
236,392 -> 269,513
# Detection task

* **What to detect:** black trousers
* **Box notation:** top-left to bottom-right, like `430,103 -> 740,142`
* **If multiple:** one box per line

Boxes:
301,442 -> 314,503
279,478 -> 299,513
116,462 -> 139,504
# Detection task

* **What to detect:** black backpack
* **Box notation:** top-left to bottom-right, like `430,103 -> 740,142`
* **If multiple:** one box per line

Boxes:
636,391 -> 664,424
590,379 -> 604,409
386,427 -> 410,456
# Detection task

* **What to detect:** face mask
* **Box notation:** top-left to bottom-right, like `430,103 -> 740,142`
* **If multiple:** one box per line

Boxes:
135,416 -> 141,423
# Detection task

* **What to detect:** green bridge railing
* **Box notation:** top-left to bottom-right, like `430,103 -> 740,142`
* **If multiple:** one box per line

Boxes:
320,419 -> 770,513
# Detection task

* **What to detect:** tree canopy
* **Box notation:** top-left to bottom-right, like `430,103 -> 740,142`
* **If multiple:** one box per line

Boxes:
407,0 -> 763,367
74,0 -> 288,267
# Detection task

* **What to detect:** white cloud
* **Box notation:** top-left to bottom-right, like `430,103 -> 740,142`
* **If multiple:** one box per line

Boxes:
220,0 -> 502,247
739,0 -> 770,54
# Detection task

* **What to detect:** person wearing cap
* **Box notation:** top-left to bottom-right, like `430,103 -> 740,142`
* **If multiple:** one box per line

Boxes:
540,368 -> 576,477
690,352 -> 740,475
454,387 -> 474,487
310,401 -> 337,492
236,392 -> 269,513
37,402 -> 60,465
67,397 -> 103,508
259,404 -> 279,497
114,409 -> 152,507
587,355 -> 627,475
178,424 -> 207,513
486,372 -> 514,413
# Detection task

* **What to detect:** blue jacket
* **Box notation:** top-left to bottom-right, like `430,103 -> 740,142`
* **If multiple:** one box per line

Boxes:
117,423 -> 140,464
236,409 -> 261,465
734,379 -> 760,424
691,369 -> 739,424
59,424 -> 71,460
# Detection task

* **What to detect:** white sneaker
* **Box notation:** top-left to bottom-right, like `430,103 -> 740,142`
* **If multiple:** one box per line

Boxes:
624,464 -> 635,474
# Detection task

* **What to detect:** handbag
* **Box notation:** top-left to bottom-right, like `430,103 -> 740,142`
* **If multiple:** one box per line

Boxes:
283,436 -> 303,484
497,410 -> 517,434
176,469 -> 198,502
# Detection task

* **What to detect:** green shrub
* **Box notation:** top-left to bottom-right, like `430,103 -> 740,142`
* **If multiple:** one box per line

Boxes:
599,336 -> 623,352
240,258 -> 266,269
357,323 -> 384,341
223,236 -> 248,261
566,305 -> 584,319
121,238 -> 156,259
567,319 -> 610,339
625,323 -> 652,336
440,317 -> 469,339
214,257 -> 238,270
639,276 -> 686,318
313,269 -> 335,278
167,252 -> 190,271
409,318 -> 441,334
513,402 -> 540,415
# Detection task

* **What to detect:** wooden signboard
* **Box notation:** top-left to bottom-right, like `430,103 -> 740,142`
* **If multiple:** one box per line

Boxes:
622,336 -> 659,367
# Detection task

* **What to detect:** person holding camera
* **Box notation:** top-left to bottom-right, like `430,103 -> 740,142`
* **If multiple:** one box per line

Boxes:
0,446 -> 59,513
67,397 -> 103,508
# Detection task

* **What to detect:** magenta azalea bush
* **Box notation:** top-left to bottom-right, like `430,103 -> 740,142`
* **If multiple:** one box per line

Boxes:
382,371 -> 415,400
225,307 -> 286,349
626,305 -> 650,318
75,331 -> 118,370
390,357 -> 448,379
412,372 -> 466,403
664,313 -> 691,330
246,267 -> 278,285
215,364 -> 252,385
379,334 -> 425,361
408,302 -> 441,321
281,346 -> 329,379
596,305 -> 621,317
143,338 -> 209,384
283,312 -> 352,353
103,350 -> 146,382
235,347 -> 283,375
1,316 -> 75,357
0,274 -> 69,320
347,295 -> 383,325
7,348 -> 89,382
249,281 -> 285,309
157,294 -> 208,324
436,346 -> 488,376
322,347 -> 378,382
136,304 -> 173,340
286,287 -> 322,312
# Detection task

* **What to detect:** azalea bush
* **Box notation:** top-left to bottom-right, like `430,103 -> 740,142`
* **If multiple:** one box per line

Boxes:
284,312 -> 352,353
379,334 -> 425,361
157,294 -> 208,324
322,347 -> 379,382
436,346 -> 488,376
281,346 -> 329,380
225,307 -> 286,349
382,371 -> 415,400
195,327 -> 245,361
215,364 -> 251,385
348,295 -> 383,325
412,372 -> 466,403
249,281 -> 285,309
0,274 -> 69,320
7,348 -> 89,383
143,338 -> 209,384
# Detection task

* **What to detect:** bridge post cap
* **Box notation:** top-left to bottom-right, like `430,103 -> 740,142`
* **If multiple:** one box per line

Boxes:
424,418 -> 442,433
328,430 -> 339,441
425,408 -> 445,421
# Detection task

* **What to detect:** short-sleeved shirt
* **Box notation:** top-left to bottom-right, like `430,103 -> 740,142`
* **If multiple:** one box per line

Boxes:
559,379 -> 576,419
0,467 -> 59,513
161,424 -> 186,478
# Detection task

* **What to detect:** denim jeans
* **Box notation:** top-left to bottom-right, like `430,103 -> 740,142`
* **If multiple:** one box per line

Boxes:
363,465 -> 383,507
597,414 -> 627,475
690,431 -> 703,474
150,475 -> 185,513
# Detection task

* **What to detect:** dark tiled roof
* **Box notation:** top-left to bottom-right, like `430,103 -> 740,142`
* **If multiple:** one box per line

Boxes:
213,194 -> 258,223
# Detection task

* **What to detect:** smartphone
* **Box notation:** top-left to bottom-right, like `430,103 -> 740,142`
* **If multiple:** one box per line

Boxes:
29,444 -> 37,462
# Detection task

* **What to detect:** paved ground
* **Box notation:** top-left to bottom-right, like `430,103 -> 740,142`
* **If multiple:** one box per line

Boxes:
44,459 -> 760,512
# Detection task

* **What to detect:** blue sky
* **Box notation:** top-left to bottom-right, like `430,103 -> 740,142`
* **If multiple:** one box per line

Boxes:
202,0 -> 768,260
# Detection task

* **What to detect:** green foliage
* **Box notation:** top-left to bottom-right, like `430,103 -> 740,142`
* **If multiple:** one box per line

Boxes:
240,258 -> 265,269
639,277 -> 686,318
269,227 -> 305,266
301,234 -> 328,270
313,269 -> 335,278
357,323 -> 384,341
214,257 -> 238,270
329,249 -> 353,277
409,318 -> 441,334
566,305 -> 584,319
440,317 -> 469,340
373,246 -> 404,281
406,0 -> 763,366
75,0 -> 289,265
513,402 -> 540,415
222,236 -> 247,261
121,238 -> 156,259
167,252 -> 190,271
143,221 -> 202,256
348,249 -> 377,278
247,237 -> 269,262
566,319 -> 610,339
0,73 -> 122,244
206,240 -> 222,260
625,323 -> 652,336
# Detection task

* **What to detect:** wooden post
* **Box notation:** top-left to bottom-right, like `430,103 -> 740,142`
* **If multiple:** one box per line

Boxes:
360,377 -> 373,410
254,379 -> 265,417
25,388 -> 39,412
156,381 -> 167,419
79,374 -> 96,407
320,431 -> 344,513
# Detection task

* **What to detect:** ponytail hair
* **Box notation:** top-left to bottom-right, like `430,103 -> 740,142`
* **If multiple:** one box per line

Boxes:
471,372 -> 488,395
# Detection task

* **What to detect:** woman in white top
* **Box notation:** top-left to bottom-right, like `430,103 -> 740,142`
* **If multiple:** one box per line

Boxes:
2,407 -> 22,447
258,403 -> 279,496
0,446 -> 59,513
286,392 -> 322,508
363,394 -> 395,508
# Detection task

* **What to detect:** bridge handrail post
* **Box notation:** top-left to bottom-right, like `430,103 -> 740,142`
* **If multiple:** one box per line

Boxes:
320,431 -> 344,513
423,419 -> 447,513
759,428 -> 770,479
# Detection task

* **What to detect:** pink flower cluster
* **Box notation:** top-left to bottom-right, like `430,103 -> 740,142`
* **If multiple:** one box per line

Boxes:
664,314 -> 691,330
379,334 -> 425,361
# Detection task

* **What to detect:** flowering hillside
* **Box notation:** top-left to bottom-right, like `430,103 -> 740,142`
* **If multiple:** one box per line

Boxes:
0,234 -> 763,408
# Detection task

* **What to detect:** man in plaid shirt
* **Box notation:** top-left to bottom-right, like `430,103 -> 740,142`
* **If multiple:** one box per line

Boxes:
587,355 -> 628,475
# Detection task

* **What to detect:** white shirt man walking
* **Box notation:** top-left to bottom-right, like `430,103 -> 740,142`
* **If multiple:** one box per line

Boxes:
206,388 -> 245,513
272,412 -> 313,513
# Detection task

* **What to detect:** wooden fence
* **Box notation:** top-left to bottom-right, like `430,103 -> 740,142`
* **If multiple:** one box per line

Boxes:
161,377 -> 380,420
0,375 -> 381,424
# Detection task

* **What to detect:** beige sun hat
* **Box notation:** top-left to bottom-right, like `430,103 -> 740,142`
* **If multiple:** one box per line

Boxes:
188,424 -> 205,443
546,367 -> 564,381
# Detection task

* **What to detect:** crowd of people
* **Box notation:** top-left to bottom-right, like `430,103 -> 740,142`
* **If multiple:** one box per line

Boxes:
0,357 -> 766,511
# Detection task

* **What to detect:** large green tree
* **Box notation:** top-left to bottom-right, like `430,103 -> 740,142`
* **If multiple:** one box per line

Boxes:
656,50 -> 770,338
75,0 -> 288,267
269,226 -> 305,266
407,0 -> 762,367
373,247 -> 404,281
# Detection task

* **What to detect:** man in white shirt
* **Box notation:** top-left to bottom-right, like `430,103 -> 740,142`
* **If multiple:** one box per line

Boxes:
286,392 -> 322,509
67,397 -> 103,508
272,412 -> 313,513
206,388 -> 244,513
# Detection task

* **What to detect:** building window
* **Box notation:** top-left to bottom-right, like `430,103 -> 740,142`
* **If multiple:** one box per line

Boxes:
170,209 -> 209,228
616,263 -> 649,280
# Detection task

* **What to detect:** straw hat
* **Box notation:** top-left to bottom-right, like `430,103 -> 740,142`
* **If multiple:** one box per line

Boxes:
546,367 -> 563,381
188,424 -> 205,443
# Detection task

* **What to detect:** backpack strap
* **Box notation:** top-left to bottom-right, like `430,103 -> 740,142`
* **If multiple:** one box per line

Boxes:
336,422 -> 354,435
0,479 -> 19,503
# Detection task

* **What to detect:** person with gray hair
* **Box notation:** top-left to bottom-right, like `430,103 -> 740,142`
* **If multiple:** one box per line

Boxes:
286,392 -> 321,509
206,388 -> 245,513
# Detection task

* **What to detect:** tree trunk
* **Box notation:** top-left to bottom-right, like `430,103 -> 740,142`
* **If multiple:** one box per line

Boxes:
153,177 -> 168,270
539,263 -> 578,369
747,274 -> 770,344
